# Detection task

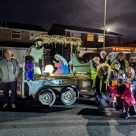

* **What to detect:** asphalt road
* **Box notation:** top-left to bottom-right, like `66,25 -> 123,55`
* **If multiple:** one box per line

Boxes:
0,97 -> 136,136
0,97 -> 99,114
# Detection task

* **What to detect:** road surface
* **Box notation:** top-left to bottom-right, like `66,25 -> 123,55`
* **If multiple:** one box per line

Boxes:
0,97 -> 136,136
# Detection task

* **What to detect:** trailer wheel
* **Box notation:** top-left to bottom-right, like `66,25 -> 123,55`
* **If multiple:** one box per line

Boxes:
38,88 -> 56,107
60,87 -> 77,105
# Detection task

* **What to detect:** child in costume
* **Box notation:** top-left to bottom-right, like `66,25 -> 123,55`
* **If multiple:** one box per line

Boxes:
111,62 -> 122,86
110,62 -> 124,107
125,67 -> 136,114
110,78 -> 136,118
123,83 -> 136,118
109,78 -> 125,110
125,67 -> 135,83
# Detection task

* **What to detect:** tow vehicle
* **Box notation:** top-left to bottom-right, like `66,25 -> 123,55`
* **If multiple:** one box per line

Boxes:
107,46 -> 136,71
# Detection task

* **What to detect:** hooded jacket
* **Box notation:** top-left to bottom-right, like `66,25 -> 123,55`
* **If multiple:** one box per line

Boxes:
111,59 -> 129,73
0,58 -> 19,82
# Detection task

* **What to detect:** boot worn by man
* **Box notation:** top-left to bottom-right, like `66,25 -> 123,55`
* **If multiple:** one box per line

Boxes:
2,103 -> 8,108
11,104 -> 16,109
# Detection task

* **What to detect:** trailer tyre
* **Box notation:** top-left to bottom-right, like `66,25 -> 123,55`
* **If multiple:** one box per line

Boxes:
60,87 -> 77,105
38,88 -> 56,107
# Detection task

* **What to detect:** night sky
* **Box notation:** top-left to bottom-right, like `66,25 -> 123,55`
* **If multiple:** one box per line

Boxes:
0,0 -> 136,41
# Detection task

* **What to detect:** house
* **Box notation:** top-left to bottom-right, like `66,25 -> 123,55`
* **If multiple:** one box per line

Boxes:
0,21 -> 47,63
48,24 -> 128,49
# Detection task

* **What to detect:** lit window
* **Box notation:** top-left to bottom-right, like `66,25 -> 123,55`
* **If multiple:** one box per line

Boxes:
11,30 -> 21,39
98,35 -> 104,42
70,31 -> 81,38
87,34 -> 94,42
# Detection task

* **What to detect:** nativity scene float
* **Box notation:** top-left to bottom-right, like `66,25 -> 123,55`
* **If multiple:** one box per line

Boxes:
20,34 -> 94,107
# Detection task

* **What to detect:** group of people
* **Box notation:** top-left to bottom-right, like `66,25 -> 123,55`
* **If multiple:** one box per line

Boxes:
90,50 -> 136,118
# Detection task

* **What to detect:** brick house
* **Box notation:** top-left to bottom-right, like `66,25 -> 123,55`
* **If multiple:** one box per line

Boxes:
0,21 -> 47,61
48,24 -> 129,49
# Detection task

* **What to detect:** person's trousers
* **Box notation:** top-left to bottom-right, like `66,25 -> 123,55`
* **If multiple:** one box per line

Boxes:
2,81 -> 17,104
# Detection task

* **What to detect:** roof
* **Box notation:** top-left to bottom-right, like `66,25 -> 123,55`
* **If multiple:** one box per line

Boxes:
49,24 -> 123,36
131,40 -> 136,44
0,21 -> 46,31
0,41 -> 33,48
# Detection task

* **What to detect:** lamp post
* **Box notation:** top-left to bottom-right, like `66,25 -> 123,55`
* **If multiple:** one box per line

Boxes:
103,0 -> 107,50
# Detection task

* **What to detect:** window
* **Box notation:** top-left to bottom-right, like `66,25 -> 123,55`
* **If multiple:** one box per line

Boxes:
11,30 -> 21,39
29,32 -> 35,40
98,35 -> 104,42
72,32 -> 81,38
87,34 -> 94,42
70,31 -> 81,38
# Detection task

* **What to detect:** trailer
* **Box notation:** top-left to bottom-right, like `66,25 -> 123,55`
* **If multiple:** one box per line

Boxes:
17,34 -> 93,107
20,60 -> 93,107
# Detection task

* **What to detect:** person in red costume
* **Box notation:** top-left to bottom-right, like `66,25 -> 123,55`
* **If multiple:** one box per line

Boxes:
110,78 -> 136,118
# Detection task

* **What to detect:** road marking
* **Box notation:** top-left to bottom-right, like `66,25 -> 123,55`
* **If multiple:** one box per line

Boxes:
109,119 -> 127,136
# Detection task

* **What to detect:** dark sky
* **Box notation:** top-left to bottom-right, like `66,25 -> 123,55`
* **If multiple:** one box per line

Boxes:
0,0 -> 136,41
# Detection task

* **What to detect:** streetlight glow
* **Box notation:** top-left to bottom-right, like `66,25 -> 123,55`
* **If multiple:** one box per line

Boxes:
106,28 -> 110,32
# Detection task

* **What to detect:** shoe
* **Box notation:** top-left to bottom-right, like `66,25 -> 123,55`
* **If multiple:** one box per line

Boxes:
110,102 -> 115,108
11,104 -> 16,109
2,103 -> 8,108
127,113 -> 130,118
122,108 -> 126,113
125,113 -> 131,119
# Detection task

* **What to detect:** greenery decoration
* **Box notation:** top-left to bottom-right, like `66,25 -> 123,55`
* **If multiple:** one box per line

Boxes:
35,34 -> 82,47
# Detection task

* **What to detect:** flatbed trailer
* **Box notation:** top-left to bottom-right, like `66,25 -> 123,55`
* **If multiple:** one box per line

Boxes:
19,72 -> 93,107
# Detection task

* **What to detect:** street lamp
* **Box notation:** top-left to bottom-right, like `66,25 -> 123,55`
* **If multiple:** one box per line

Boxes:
103,0 -> 107,50
106,28 -> 110,32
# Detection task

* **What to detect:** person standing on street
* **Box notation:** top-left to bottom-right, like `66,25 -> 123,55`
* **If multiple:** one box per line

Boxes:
90,57 -> 100,90
111,52 -> 129,74
99,50 -> 111,65
0,49 -> 19,109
